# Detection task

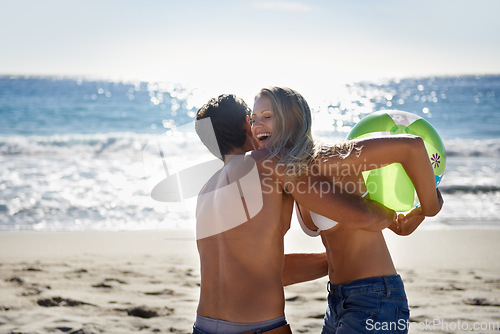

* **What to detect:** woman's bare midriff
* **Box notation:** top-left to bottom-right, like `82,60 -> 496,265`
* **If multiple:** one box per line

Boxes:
321,225 -> 397,284
321,172 -> 397,284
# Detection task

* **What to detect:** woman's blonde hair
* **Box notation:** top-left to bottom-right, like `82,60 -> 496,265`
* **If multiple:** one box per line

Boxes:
255,87 -> 315,178
255,86 -> 355,180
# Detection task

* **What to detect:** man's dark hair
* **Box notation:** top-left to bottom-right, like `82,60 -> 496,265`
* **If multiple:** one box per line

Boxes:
195,94 -> 251,160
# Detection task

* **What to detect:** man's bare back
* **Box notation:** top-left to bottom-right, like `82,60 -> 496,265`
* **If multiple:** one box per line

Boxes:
196,152 -> 293,322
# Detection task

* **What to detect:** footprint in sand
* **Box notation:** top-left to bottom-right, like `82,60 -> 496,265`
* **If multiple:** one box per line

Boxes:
91,282 -> 113,289
46,324 -> 103,334
37,297 -> 96,307
285,295 -> 305,302
436,283 -> 465,291
463,298 -> 500,307
6,276 -> 51,295
6,276 -> 24,285
64,268 -> 90,279
23,265 -> 43,272
144,288 -> 175,296
91,278 -> 128,289
114,305 -> 174,318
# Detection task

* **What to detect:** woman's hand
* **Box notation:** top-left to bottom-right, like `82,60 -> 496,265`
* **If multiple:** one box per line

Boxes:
389,206 -> 425,236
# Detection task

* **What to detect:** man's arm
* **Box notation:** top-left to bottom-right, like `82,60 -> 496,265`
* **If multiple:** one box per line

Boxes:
283,253 -> 328,286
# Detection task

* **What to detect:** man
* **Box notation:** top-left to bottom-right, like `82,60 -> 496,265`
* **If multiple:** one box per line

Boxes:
193,94 -> 396,333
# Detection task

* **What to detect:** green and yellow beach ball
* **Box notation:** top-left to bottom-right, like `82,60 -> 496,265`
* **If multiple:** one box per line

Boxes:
347,110 -> 446,212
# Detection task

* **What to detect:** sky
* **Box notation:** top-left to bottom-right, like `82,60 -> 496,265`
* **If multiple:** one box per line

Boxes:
1,0 -> 499,102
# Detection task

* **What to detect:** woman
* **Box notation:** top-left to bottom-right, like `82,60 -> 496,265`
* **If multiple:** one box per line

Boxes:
251,87 -> 442,333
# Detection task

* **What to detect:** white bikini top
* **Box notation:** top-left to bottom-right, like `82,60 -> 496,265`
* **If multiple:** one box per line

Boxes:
295,190 -> 369,237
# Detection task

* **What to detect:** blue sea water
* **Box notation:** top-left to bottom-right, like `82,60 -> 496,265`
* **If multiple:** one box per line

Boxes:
0,75 -> 499,230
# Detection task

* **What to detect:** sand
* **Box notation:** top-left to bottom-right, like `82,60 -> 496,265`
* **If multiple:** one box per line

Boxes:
0,228 -> 499,334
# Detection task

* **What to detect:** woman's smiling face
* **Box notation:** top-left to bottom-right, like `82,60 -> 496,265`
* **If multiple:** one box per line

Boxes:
251,95 -> 274,148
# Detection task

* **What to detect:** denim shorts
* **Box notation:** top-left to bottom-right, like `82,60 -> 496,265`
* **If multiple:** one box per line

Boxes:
321,275 -> 410,334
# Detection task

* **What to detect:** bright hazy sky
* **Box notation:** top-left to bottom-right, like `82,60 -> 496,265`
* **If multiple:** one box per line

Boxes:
1,0 -> 499,101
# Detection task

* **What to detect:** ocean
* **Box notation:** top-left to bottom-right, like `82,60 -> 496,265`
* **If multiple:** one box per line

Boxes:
0,75 -> 499,230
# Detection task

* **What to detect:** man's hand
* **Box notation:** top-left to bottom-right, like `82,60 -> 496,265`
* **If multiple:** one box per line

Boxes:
436,188 -> 444,212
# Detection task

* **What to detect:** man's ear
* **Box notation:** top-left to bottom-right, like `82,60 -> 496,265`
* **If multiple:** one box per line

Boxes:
244,115 -> 252,134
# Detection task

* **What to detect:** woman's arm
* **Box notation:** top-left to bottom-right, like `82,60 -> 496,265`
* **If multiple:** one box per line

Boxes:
283,253 -> 328,286
255,150 -> 396,231
289,174 -> 397,231
320,135 -> 442,216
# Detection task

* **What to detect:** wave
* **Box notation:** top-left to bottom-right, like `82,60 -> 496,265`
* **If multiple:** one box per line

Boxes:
439,185 -> 500,194
1,134 -> 499,158
0,132 -> 211,160
444,138 -> 500,157
0,133 -> 150,157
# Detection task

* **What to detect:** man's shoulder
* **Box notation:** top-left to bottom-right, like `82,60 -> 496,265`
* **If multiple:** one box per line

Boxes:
248,148 -> 271,160
199,169 -> 223,196
247,150 -> 280,173
248,149 -> 281,165
247,150 -> 288,187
